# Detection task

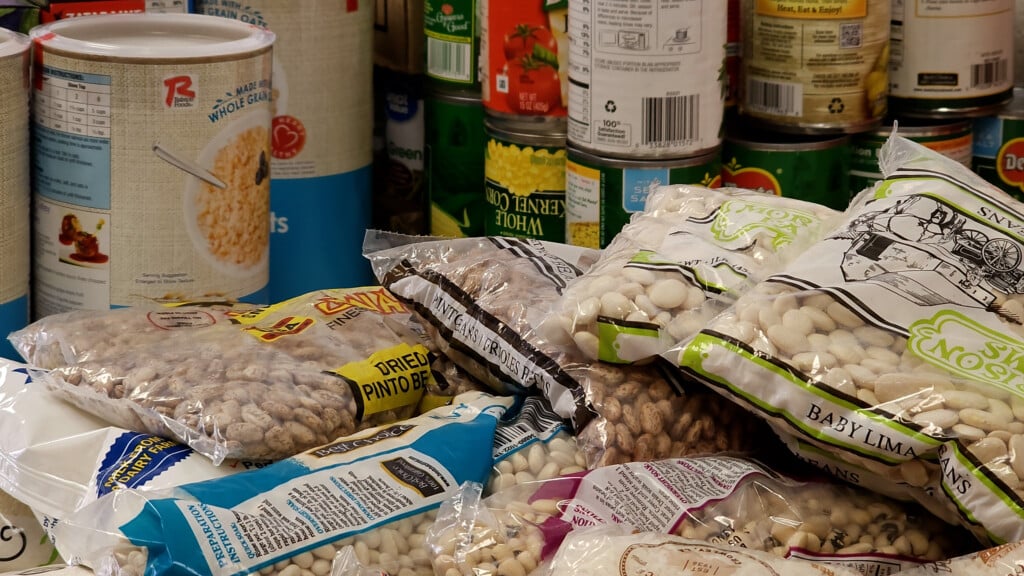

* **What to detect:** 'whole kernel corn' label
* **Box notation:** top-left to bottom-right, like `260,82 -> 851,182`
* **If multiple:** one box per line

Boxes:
484,131 -> 566,242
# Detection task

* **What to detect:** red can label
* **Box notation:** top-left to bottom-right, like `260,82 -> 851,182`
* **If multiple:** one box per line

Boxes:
480,0 -> 568,118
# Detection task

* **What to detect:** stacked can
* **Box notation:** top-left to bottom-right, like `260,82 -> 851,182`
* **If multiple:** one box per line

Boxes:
973,87 -> 1024,202
478,0 -> 569,242
422,0 -> 487,237
564,0 -> 727,248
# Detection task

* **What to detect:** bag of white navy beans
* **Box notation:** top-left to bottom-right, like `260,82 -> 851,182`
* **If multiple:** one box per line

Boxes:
671,134 -> 1024,545
537,185 -> 841,364
426,455 -> 968,576
49,392 -> 512,576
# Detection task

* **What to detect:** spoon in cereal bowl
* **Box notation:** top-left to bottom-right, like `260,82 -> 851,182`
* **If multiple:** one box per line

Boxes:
152,143 -> 227,189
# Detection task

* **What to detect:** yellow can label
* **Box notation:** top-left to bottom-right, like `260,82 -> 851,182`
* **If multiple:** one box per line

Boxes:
755,0 -> 867,19
331,343 -> 435,420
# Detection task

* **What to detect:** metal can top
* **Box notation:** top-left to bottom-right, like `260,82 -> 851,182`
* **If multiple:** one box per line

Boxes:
567,143 -> 721,169
992,86 -> 1024,120
485,117 -> 566,148
725,128 -> 850,151
872,118 -> 973,138
426,87 -> 483,107
0,28 -> 28,59
30,13 -> 275,62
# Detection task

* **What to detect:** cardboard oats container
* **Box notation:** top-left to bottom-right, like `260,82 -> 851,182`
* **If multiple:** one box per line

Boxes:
30,13 -> 274,318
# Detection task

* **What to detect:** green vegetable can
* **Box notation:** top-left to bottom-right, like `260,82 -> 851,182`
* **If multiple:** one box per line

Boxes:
426,90 -> 487,237
721,130 -> 851,210
484,119 -> 566,242
424,0 -> 480,91
972,87 -> 1024,202
565,147 -> 722,249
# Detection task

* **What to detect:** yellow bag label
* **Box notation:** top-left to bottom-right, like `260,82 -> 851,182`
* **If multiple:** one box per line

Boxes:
241,316 -> 316,342
228,287 -> 408,326
332,343 -> 434,420
755,0 -> 866,19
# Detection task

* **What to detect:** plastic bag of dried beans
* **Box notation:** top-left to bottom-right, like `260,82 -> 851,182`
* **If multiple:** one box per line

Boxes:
49,392 -> 512,576
670,135 -> 1024,544
540,185 -> 840,364
9,288 -> 463,463
426,455 -> 973,576
363,233 -> 777,468
894,539 -> 1024,575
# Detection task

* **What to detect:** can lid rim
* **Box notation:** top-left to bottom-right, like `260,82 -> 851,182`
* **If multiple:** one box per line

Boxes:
0,29 -> 29,59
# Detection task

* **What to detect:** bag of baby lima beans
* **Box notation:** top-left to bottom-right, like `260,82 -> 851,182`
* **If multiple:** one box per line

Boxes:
672,135 -> 1024,544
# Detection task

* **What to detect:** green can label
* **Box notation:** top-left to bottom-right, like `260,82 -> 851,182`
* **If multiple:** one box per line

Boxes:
484,136 -> 566,242
426,96 -> 486,237
721,141 -> 851,210
565,154 -> 722,249
425,0 -> 479,87
973,116 -> 1024,202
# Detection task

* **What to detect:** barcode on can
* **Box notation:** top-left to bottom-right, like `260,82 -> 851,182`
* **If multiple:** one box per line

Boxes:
745,78 -> 803,117
641,94 -> 699,145
427,37 -> 473,83
971,59 -> 1008,89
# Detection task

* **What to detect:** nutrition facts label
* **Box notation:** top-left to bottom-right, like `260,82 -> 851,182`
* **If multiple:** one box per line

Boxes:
34,67 -> 112,139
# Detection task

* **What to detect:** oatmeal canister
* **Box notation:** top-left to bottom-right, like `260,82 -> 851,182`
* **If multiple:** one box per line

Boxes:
567,0 -> 726,158
0,29 -> 30,358
889,0 -> 1013,117
721,130 -> 851,210
740,0 -> 889,133
484,120 -> 566,242
198,0 -> 375,300
30,14 -> 274,318
565,146 -> 721,248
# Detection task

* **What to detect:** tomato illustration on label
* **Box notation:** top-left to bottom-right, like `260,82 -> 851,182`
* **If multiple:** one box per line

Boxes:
272,115 -> 306,159
996,138 -> 1024,193
721,158 -> 781,196
503,24 -> 557,61
504,56 -> 562,115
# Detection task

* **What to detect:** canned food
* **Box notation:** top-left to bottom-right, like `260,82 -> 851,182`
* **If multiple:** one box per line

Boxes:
889,0 -> 1013,118
740,0 -> 889,133
973,87 -> 1024,201
484,120 -> 566,242
565,147 -> 722,248
0,29 -> 30,358
199,0 -> 375,300
30,14 -> 274,318
721,129 -> 851,210
725,0 -> 740,108
372,69 -> 427,235
479,0 -> 568,121
0,1 -> 193,34
424,0 -> 480,90
849,119 -> 972,198
567,0 -> 726,159
427,90 -> 486,238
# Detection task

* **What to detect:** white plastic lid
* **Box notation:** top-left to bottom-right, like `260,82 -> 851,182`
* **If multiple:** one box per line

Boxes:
0,28 -> 30,60
31,13 -> 274,59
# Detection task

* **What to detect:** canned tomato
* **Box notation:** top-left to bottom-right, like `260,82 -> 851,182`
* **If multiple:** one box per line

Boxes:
484,120 -> 566,242
973,87 -> 1024,201
426,90 -> 486,237
565,147 -> 721,249
479,0 -> 567,121
425,0 -> 479,90
721,130 -> 851,210
0,29 -> 30,358
30,14 -> 274,318
889,0 -> 1013,118
740,0 -> 889,133
567,0 -> 725,159
849,119 -> 972,197
199,0 -> 375,300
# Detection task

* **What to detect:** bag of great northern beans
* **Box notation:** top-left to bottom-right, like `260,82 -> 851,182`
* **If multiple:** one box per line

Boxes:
363,233 -> 777,468
9,288 -> 462,463
672,135 -> 1024,545
49,392 -> 512,576
545,527 -> 865,576
426,455 -> 969,576
540,185 -> 840,364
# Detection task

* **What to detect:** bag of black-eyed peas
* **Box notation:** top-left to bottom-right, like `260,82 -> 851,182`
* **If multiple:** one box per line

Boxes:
426,455 -> 971,576
48,392 -> 512,576
670,134 -> 1024,544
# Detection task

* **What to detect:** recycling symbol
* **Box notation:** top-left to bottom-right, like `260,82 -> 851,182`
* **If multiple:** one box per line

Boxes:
605,100 -> 617,113
828,97 -> 845,114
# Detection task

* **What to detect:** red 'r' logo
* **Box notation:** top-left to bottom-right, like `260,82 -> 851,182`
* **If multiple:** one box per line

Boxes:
163,75 -> 196,108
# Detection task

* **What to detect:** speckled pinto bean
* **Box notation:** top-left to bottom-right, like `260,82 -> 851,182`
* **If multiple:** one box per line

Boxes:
28,288 -> 446,463
697,281 -> 1024,499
